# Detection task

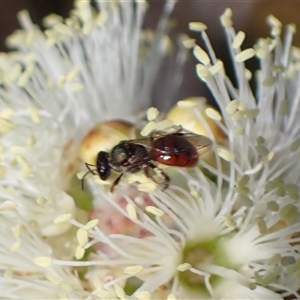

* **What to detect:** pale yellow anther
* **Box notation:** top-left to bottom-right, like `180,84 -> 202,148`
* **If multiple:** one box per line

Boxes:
193,45 -> 210,65
189,22 -> 207,32
0,200 -> 16,211
4,268 -> 13,278
126,203 -> 137,220
205,107 -> 222,121
141,121 -> 156,136
34,256 -> 53,267
75,245 -> 85,260
124,265 -> 143,275
77,228 -> 88,247
177,263 -> 191,272
145,206 -> 164,217
217,147 -> 235,161
84,219 -> 99,230
232,31 -> 245,49
53,213 -> 72,224
147,107 -> 159,121
12,224 -> 22,238
45,273 -> 63,285
96,10 -> 108,26
0,108 -> 14,119
138,182 -> 157,193
28,106 -> 40,123
10,239 -> 21,252
235,48 -> 255,62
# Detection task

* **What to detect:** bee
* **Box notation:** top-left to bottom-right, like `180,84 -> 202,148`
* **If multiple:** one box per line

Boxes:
82,130 -> 212,192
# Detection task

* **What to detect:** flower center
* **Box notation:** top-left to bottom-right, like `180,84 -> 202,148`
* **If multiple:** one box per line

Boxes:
178,235 -> 238,292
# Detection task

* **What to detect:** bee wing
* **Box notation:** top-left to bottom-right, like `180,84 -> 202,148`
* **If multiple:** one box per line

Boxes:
183,133 -> 212,156
127,132 -> 212,155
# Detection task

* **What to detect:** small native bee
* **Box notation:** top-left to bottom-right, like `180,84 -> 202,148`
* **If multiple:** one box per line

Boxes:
82,130 -> 212,192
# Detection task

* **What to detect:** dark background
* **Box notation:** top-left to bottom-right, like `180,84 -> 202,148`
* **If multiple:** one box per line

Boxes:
1,1 -> 299,109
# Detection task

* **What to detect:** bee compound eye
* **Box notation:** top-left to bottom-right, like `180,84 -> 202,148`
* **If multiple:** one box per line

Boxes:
97,151 -> 111,181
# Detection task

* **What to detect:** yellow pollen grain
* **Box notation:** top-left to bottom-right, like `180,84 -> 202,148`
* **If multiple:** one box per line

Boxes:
75,245 -> 85,260
124,265 -> 143,275
126,203 -> 137,220
84,219 -> 99,230
232,31 -> 246,49
28,106 -> 40,123
0,200 -> 16,211
177,263 -> 191,272
34,256 -> 53,267
10,239 -> 21,252
77,228 -> 88,247
45,273 -> 63,285
193,45 -> 210,65
217,147 -> 235,162
189,22 -> 207,32
235,48 -> 255,62
145,206 -> 164,217
135,291 -> 152,300
53,213 -> 72,224
205,107 -> 222,121
220,11 -> 233,28
147,107 -> 159,121
141,121 -> 156,136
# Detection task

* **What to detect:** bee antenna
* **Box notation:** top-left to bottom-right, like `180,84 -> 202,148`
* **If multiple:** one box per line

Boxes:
81,163 -> 97,190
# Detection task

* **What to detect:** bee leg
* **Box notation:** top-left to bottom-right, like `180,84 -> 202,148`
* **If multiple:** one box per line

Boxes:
144,163 -> 170,190
110,173 -> 123,193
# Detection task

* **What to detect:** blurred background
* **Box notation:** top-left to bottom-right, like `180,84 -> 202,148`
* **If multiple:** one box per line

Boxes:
1,0 -> 299,109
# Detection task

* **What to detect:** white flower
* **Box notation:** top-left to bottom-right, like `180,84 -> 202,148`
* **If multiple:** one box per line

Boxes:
0,0 -> 179,298
1,1 -> 300,300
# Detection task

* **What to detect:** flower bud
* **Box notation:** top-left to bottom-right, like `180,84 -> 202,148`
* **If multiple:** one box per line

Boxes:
80,120 -> 137,165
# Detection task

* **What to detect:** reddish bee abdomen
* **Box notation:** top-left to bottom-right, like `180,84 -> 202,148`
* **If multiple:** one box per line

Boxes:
150,135 -> 199,167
